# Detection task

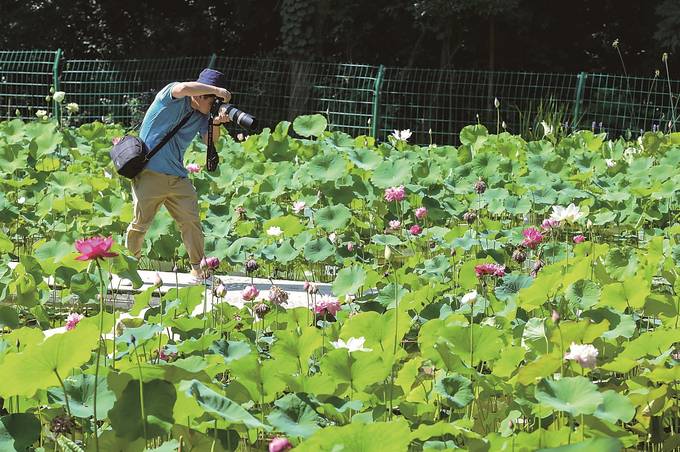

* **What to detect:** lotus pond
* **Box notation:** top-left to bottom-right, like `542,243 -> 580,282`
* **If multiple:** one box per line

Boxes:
2,114 -> 680,451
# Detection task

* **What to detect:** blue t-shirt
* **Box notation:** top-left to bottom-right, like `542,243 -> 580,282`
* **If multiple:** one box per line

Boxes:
140,82 -> 209,177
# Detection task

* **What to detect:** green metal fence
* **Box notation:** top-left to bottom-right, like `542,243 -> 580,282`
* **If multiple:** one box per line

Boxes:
1,49 -> 679,144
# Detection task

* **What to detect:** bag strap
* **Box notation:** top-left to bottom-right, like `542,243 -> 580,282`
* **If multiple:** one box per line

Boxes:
143,110 -> 194,162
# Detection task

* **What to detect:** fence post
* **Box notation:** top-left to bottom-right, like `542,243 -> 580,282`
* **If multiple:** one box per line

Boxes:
52,48 -> 63,125
573,71 -> 587,127
371,65 -> 385,138
207,53 -> 217,69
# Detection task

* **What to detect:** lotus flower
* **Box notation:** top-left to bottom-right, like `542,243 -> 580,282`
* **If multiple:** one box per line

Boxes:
409,224 -> 423,235
52,91 -> 66,103
541,218 -> 560,230
522,227 -> 544,249
65,313 -> 83,331
573,234 -> 586,244
384,185 -> 406,202
75,236 -> 118,261
331,336 -> 372,353
474,263 -> 506,278
66,102 -> 79,114
267,226 -> 283,237
213,284 -> 227,298
391,129 -> 412,141
186,163 -> 201,173
268,285 -> 289,306
347,242 -> 354,252
564,342 -> 598,369
292,201 -> 306,213
269,437 -> 292,452
35,110 -> 47,118
461,290 -> 477,305
605,159 -> 616,168
241,285 -> 260,301
205,256 -> 220,269
550,203 -> 584,224
415,207 -> 427,219
388,220 -> 401,230
314,295 -> 341,316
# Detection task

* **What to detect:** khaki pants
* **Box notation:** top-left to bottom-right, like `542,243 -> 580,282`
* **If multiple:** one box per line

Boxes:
125,169 -> 204,268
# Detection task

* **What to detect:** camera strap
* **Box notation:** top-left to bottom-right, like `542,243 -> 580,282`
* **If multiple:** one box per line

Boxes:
206,116 -> 219,172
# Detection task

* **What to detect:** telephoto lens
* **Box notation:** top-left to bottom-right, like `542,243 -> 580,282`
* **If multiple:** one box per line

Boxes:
212,99 -> 257,130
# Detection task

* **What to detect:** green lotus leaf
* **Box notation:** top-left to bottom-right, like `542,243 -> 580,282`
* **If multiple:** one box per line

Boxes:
293,114 -> 328,137
332,265 -> 367,296
459,124 -> 488,150
535,376 -> 603,417
371,234 -> 403,246
0,322 -> 99,397
593,390 -> 635,424
0,414 -> 41,451
600,276 -> 649,311
47,374 -> 116,419
273,239 -> 300,263
304,238 -> 335,262
295,419 -> 410,452
307,153 -> 347,182
348,148 -> 382,170
314,204 -> 352,231
434,374 -> 473,408
370,159 -> 412,188
565,279 -> 601,310
341,310 -> 410,358
267,393 -> 325,438
536,437 -> 622,452
495,274 -> 534,301
263,215 -> 305,237
420,322 -> 504,367
0,143 -> 29,174
270,327 -> 322,375
320,348 -> 390,393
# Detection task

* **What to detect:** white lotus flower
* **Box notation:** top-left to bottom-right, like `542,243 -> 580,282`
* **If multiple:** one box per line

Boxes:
605,159 -> 616,168
391,129 -> 412,141
292,201 -> 306,214
549,203 -> 584,224
331,336 -> 372,353
564,342 -> 598,369
66,102 -> 79,114
541,121 -> 553,137
35,110 -> 47,118
328,232 -> 337,244
53,91 -> 65,103
267,226 -> 283,237
461,290 -> 477,305
17,196 -> 25,205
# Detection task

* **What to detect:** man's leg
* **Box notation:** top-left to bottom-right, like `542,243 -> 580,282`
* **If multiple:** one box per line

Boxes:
164,176 -> 205,273
125,170 -> 166,259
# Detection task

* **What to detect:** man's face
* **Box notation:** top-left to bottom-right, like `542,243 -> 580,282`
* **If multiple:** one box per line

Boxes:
193,94 -> 215,115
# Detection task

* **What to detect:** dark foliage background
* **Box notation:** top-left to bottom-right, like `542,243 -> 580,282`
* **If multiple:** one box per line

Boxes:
1,0 -> 678,76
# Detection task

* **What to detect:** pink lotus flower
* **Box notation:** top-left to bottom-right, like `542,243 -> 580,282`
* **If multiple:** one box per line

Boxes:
65,313 -> 83,331
564,342 -> 598,369
304,281 -> 319,294
474,263 -> 506,278
522,227 -> 543,249
573,234 -> 586,244
292,201 -> 306,213
205,256 -> 220,269
186,163 -> 201,173
347,242 -> 354,252
409,224 -> 423,235
384,185 -> 406,202
269,437 -> 292,452
541,218 -> 559,230
415,207 -> 427,219
241,285 -> 259,301
388,220 -> 401,230
74,236 -> 118,261
314,295 -> 342,316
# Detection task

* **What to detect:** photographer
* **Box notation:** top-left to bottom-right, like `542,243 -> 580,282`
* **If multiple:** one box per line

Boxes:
124,68 -> 230,285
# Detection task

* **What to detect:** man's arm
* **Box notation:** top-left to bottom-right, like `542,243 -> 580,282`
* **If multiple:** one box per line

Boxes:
171,82 -> 231,102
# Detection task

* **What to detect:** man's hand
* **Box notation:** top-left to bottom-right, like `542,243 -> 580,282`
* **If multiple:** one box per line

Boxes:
213,107 -> 231,125
213,87 -> 231,103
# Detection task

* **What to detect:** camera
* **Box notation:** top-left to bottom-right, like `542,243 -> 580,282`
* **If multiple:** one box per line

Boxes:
211,98 -> 257,131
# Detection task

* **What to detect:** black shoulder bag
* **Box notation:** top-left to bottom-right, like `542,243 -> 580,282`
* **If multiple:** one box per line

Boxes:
110,111 -> 194,179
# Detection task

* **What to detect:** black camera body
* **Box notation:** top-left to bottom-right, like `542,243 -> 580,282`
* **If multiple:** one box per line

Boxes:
211,99 -> 257,131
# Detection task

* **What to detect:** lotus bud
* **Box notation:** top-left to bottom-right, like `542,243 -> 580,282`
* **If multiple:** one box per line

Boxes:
552,309 -> 560,324
245,257 -> 259,274
384,246 -> 392,261
512,248 -> 527,263
494,97 -> 500,108
474,178 -> 487,194
153,272 -> 163,287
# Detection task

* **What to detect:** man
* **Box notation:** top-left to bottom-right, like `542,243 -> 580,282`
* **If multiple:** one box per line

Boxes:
124,68 -> 230,284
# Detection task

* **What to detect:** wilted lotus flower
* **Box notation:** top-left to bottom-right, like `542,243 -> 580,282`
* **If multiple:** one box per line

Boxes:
522,227 -> 544,249
268,285 -> 289,306
388,220 -> 401,230
292,201 -> 306,213
241,285 -> 259,301
65,312 -> 84,331
384,185 -> 406,202
186,163 -> 201,173
531,259 -> 544,277
66,102 -> 79,114
415,207 -> 428,219
254,302 -> 271,318
512,248 -> 527,263
269,437 -> 292,452
573,234 -> 586,244
75,236 -> 118,261
474,179 -> 487,194
331,336 -> 372,353
391,129 -> 412,141
235,206 -> 246,219
463,210 -> 477,224
245,257 -> 258,274
304,281 -> 319,295
53,91 -> 66,103
314,295 -> 341,316
564,342 -> 598,369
